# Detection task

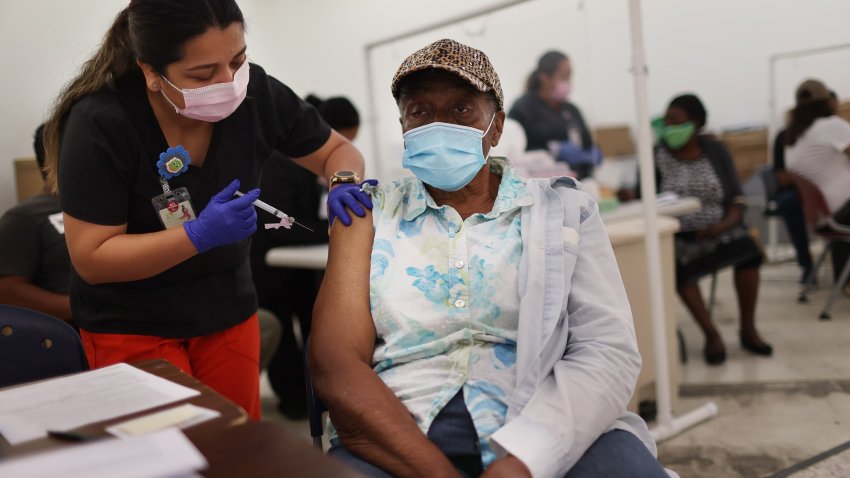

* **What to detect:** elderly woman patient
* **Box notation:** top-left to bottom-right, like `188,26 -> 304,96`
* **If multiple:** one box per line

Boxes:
310,39 -> 671,478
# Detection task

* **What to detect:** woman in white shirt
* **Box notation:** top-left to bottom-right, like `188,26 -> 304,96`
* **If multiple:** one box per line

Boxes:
786,79 -> 850,293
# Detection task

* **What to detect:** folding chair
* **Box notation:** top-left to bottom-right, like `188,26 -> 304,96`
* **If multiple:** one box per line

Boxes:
791,173 -> 850,319
0,304 -> 88,388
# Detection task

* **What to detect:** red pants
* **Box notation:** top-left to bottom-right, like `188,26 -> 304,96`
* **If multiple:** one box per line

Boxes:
80,314 -> 261,420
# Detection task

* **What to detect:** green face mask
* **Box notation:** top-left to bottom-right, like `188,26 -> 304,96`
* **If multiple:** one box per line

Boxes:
661,121 -> 695,150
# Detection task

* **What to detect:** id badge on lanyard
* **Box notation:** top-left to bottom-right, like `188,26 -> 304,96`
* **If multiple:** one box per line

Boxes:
151,146 -> 197,230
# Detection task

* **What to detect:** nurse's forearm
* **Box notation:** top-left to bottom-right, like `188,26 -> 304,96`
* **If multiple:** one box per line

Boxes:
293,131 -> 366,180
71,227 -> 197,285
322,141 -> 365,181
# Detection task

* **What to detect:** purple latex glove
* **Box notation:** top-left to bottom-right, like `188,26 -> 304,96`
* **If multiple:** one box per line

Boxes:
184,179 -> 260,253
550,141 -> 603,166
327,179 -> 379,226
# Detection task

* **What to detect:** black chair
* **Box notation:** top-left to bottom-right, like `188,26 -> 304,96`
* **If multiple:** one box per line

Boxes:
303,342 -> 327,450
0,304 -> 88,388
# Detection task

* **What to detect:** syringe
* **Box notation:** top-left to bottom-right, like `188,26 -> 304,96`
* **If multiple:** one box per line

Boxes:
234,191 -> 314,232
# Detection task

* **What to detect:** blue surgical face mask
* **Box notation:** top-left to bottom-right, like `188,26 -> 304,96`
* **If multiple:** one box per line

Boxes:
401,114 -> 496,192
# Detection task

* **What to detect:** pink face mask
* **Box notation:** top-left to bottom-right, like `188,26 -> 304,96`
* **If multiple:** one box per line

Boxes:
552,80 -> 571,102
160,60 -> 250,122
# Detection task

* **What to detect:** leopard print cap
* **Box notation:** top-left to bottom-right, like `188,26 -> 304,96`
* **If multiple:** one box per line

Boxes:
391,38 -> 504,111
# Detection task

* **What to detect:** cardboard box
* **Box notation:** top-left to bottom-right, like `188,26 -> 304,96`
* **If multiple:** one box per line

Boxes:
14,157 -> 44,202
720,129 -> 768,182
594,125 -> 635,157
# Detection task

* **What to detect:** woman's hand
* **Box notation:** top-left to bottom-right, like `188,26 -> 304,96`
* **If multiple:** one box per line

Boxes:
327,179 -> 378,226
183,179 -> 260,253
481,455 -> 532,478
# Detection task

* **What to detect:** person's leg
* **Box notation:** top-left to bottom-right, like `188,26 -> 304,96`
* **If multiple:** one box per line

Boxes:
734,265 -> 772,355
676,283 -> 725,363
188,314 -> 261,420
775,188 -> 813,281
257,308 -> 282,372
831,243 -> 850,286
79,330 -> 192,372
564,430 -> 668,478
266,295 -> 297,401
272,269 -> 321,419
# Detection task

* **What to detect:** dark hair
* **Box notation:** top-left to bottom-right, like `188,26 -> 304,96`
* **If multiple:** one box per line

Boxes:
306,95 -> 360,130
668,94 -> 708,129
526,50 -> 568,93
396,68 -> 499,113
42,0 -> 245,192
785,99 -> 834,147
33,124 -> 47,181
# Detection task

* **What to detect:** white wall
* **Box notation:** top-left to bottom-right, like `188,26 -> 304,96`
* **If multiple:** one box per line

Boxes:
2,0 -> 850,212
0,1 -> 124,211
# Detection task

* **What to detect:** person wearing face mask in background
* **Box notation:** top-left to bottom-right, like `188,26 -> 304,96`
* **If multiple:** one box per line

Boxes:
643,94 -> 772,366
311,39 -> 670,478
508,50 -> 601,179
41,0 -> 373,420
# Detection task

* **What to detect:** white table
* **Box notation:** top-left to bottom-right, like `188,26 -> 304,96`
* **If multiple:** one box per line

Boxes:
265,245 -> 329,269
601,196 -> 701,223
264,197 -> 701,270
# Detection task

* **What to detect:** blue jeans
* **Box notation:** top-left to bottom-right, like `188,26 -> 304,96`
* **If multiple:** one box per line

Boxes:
328,391 -> 667,477
774,188 -> 813,280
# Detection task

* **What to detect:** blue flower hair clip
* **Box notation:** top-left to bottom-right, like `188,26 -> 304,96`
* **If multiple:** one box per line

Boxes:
157,145 -> 191,179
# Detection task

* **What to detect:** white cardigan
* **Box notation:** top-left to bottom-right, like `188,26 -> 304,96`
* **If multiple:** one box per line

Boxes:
489,176 -> 660,478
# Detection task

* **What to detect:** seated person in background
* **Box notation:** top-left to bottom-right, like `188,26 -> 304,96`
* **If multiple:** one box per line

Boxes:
768,90 -> 838,284
509,50 -> 600,180
785,79 -> 850,294
0,125 -> 72,322
311,39 -> 668,478
250,95 -> 360,418
650,94 -> 772,365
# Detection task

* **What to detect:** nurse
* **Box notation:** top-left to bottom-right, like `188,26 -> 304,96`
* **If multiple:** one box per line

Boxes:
41,0 -> 372,419
508,51 -> 600,179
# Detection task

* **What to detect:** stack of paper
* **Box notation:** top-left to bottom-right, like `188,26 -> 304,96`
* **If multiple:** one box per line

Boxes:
0,428 -> 207,478
0,363 -> 199,445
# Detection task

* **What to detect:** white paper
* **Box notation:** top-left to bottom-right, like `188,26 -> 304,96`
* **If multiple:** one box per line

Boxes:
0,363 -> 199,444
106,404 -> 220,438
0,428 -> 207,478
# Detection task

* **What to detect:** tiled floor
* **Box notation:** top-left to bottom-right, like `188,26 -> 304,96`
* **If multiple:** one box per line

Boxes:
259,257 -> 850,477
657,259 -> 850,477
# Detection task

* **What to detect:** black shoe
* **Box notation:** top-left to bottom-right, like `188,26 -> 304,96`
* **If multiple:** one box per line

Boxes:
741,337 -> 773,356
703,347 -> 726,365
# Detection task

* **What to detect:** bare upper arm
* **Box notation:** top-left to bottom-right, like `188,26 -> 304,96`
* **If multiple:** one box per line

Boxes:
290,129 -> 350,179
63,213 -> 126,278
311,211 -> 376,366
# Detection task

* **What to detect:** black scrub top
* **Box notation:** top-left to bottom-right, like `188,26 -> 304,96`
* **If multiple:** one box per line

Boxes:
58,63 -> 331,338
508,91 -> 594,152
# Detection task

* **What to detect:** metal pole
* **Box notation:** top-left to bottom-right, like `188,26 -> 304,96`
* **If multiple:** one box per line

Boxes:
363,46 -> 383,180
628,0 -> 717,442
